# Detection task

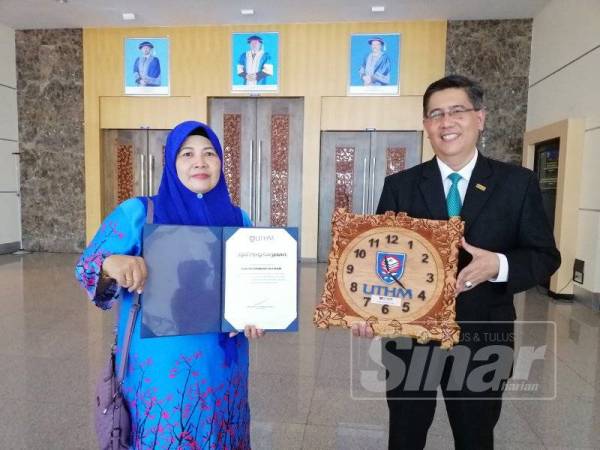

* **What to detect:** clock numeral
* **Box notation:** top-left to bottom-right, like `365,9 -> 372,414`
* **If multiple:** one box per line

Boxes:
426,273 -> 434,283
354,249 -> 366,259
363,296 -> 370,307
381,305 -> 389,314
402,302 -> 410,313
422,253 -> 429,264
369,238 -> 380,248
386,234 -> 398,245
408,240 -> 413,249
418,290 -> 426,301
350,282 -> 358,292
346,264 -> 354,274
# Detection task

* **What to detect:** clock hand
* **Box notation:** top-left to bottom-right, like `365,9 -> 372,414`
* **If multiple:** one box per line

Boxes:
384,258 -> 407,290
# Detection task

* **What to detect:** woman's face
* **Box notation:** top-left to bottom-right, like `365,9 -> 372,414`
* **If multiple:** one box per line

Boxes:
175,135 -> 221,194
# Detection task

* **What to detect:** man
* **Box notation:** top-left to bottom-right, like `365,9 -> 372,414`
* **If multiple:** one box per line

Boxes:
359,37 -> 391,86
133,41 -> 161,87
237,35 -> 273,86
353,75 -> 560,449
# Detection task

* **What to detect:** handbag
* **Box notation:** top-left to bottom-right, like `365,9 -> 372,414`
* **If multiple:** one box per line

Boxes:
94,197 -> 153,449
94,293 -> 139,449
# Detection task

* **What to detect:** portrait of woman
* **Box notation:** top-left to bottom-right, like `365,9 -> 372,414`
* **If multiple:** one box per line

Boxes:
348,33 -> 401,95
124,37 -> 170,95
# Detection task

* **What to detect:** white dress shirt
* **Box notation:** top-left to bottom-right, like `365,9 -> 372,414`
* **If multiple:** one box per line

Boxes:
436,150 -> 508,283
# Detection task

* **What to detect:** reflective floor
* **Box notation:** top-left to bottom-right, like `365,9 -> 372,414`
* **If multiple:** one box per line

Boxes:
0,252 -> 598,449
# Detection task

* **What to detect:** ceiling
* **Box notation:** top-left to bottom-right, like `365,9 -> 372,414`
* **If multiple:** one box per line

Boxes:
0,0 -> 550,30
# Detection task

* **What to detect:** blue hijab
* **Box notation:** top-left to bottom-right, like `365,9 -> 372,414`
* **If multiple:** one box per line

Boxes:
153,120 -> 243,227
151,120 -> 243,365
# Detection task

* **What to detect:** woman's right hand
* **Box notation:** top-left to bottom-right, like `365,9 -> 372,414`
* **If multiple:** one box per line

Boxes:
102,255 -> 148,293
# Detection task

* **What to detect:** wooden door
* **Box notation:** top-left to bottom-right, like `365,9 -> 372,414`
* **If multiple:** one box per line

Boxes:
318,131 -> 372,262
208,98 -> 257,220
255,98 -> 304,228
102,129 -> 147,217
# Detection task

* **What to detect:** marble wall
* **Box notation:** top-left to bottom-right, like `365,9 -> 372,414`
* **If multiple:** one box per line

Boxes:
446,20 -> 533,164
16,29 -> 85,252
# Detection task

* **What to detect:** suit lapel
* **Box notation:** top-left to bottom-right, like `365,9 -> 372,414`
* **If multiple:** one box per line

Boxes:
418,158 -> 448,220
461,155 -> 496,234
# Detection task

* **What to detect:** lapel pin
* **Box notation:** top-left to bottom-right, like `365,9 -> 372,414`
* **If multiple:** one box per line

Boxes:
475,183 -> 486,191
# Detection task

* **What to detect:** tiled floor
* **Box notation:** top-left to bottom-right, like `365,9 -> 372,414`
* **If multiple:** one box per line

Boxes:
0,252 -> 598,449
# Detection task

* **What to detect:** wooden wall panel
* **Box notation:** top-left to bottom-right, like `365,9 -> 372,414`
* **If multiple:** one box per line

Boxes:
321,96 -> 424,131
83,21 -> 446,258
99,96 -> 198,129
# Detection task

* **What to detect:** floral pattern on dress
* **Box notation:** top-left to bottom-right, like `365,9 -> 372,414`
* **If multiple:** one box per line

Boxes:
75,198 -> 253,450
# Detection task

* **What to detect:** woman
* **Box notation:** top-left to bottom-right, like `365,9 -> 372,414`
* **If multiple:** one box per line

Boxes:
76,121 -> 262,449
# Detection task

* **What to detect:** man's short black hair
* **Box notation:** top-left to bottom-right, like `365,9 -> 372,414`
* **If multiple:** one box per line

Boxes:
423,75 -> 484,117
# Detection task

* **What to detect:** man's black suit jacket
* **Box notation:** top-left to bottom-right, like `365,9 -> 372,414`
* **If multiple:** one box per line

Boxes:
376,154 -> 561,323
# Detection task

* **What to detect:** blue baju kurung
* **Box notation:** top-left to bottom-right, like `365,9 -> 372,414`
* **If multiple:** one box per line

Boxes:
76,197 -> 252,449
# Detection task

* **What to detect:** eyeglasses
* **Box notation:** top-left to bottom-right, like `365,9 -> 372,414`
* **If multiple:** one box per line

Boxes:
424,107 -> 480,122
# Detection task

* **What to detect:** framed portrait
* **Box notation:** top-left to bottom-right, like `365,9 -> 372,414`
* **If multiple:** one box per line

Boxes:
124,37 -> 170,95
348,33 -> 401,95
231,32 -> 279,93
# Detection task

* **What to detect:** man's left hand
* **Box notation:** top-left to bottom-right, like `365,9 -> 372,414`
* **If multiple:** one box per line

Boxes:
455,237 -> 500,295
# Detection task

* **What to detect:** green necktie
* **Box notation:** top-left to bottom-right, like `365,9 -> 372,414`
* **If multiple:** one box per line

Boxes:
446,172 -> 462,217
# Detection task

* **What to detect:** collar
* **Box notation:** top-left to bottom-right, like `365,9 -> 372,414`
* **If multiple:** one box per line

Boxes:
436,149 -> 478,182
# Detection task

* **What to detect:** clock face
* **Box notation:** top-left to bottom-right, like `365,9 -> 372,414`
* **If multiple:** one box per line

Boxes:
338,226 -> 445,322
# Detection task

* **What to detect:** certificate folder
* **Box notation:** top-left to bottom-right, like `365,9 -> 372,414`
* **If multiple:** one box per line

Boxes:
141,224 -> 298,338
141,224 -> 223,337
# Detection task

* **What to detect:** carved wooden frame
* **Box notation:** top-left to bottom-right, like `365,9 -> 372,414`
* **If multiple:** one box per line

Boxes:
314,208 -> 464,349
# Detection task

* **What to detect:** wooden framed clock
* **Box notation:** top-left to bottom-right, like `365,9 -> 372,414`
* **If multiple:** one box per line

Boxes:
314,208 -> 464,349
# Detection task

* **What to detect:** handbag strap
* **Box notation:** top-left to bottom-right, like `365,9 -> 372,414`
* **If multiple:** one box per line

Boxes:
115,197 -> 154,385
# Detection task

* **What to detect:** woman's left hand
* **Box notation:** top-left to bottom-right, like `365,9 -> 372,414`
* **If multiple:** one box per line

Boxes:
229,325 -> 265,339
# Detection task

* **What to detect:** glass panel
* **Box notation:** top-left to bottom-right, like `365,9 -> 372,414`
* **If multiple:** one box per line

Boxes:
386,146 -> 406,176
270,114 -> 289,226
116,143 -> 134,203
335,146 -> 356,210
223,114 -> 242,205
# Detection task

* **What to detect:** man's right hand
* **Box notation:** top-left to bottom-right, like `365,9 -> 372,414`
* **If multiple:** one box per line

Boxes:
351,321 -> 375,338
102,255 -> 148,294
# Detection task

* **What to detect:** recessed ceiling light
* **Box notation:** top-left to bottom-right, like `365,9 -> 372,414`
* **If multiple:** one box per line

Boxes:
241,9 -> 255,16
371,6 -> 385,13
122,12 -> 136,21
56,0 -> 68,4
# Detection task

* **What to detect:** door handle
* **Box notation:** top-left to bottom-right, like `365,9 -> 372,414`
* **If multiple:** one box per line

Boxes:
140,153 -> 146,196
257,140 -> 262,223
250,139 -> 255,221
149,155 -> 155,195
370,156 -> 377,214
361,157 -> 368,214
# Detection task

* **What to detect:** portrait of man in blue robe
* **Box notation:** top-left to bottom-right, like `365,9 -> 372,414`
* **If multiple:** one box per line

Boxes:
133,41 -> 161,87
236,35 -> 273,86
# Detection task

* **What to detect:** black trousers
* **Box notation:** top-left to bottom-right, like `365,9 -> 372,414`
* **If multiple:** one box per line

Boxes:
383,322 -> 514,450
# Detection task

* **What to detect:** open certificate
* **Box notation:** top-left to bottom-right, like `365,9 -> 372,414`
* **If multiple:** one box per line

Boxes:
222,228 -> 298,331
